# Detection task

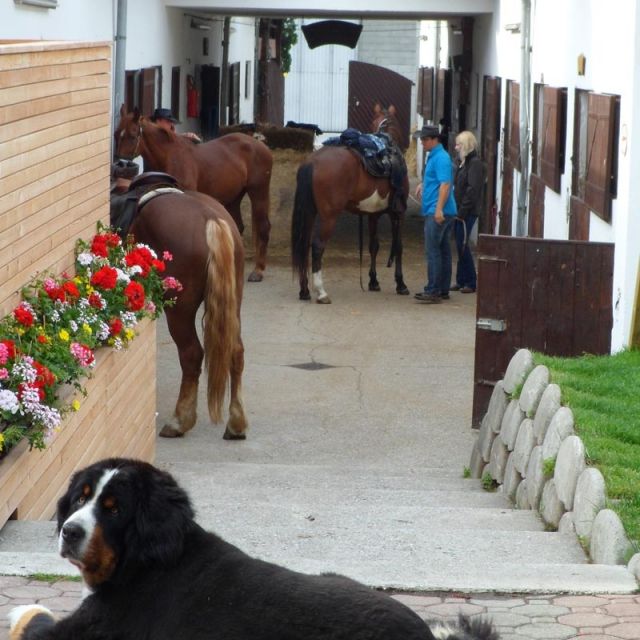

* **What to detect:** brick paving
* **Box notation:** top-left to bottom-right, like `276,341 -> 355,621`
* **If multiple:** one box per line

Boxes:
2,576 -> 640,639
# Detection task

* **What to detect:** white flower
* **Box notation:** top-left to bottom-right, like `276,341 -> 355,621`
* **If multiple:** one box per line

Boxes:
97,321 -> 110,341
128,265 -> 143,277
77,252 -> 94,266
12,358 -> 37,384
116,268 -> 131,283
0,389 -> 20,413
120,311 -> 137,328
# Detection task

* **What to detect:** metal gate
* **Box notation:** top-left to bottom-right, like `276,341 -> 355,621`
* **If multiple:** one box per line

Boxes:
347,60 -> 411,149
472,234 -> 614,426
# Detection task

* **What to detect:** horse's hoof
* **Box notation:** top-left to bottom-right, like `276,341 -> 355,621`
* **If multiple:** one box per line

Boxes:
396,286 -> 410,296
299,291 -> 311,301
223,428 -> 247,440
368,283 -> 381,292
159,424 -> 184,438
316,295 -> 332,304
247,270 -> 263,282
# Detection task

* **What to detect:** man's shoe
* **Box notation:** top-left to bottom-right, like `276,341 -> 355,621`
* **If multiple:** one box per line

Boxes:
460,286 -> 476,294
450,284 -> 461,291
441,293 -> 450,300
415,292 -> 442,304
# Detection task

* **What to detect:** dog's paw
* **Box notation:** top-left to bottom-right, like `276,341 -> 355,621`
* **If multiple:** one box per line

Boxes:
8,605 -> 55,640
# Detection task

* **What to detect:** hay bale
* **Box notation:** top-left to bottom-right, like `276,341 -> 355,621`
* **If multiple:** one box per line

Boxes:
260,125 -> 314,152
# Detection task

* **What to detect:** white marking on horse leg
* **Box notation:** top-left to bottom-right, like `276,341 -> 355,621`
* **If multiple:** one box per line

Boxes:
312,270 -> 329,301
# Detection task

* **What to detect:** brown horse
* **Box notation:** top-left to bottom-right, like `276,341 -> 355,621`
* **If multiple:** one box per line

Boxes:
372,103 -> 405,151
291,115 -> 409,303
111,178 -> 247,440
114,106 -> 272,282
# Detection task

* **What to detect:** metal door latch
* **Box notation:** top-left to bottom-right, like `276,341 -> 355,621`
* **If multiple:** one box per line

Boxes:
476,317 -> 507,332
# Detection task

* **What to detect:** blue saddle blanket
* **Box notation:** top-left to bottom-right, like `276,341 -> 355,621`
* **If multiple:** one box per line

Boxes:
323,128 -> 390,157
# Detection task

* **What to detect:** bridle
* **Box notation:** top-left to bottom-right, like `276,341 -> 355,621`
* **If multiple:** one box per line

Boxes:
117,121 -> 143,160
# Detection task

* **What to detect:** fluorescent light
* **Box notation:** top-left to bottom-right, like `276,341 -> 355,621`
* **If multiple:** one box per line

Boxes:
14,0 -> 58,8
190,19 -> 210,31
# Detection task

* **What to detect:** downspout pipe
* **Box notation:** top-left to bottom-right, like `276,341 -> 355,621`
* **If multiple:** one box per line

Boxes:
516,0 -> 531,236
113,0 -> 127,140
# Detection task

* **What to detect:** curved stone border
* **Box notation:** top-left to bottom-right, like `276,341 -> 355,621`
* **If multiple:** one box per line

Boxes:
469,348 -> 640,575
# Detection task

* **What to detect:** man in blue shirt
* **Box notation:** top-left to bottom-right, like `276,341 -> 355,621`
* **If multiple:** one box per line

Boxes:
413,125 -> 457,304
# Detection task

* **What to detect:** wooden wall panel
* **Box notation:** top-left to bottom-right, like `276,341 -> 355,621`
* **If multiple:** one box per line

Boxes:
0,42 -> 111,316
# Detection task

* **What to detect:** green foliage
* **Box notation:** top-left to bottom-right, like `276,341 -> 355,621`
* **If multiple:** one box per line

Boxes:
509,381 -> 524,400
28,573 -> 82,583
482,472 -> 498,492
542,457 -> 556,478
534,348 -> 640,547
280,18 -> 298,74
463,466 -> 471,478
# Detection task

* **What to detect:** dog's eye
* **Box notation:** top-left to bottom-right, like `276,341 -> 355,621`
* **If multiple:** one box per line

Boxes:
76,495 -> 86,505
110,506 -> 119,516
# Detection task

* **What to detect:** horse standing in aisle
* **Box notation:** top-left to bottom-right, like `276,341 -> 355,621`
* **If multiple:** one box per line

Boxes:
114,106 -> 272,282
291,105 -> 409,303
111,174 -> 247,440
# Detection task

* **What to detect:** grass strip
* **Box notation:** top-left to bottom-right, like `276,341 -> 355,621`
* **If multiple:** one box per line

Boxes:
535,349 -> 640,549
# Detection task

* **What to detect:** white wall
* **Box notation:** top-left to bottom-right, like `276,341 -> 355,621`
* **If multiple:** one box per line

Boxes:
476,0 -> 640,351
0,0 -> 112,41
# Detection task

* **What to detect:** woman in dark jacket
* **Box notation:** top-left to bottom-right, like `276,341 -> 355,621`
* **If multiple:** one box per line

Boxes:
452,131 -> 485,293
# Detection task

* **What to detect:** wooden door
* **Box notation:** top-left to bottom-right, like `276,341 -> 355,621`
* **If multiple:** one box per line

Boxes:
499,159 -> 513,235
481,76 -> 501,234
472,235 -> 614,425
528,173 -> 545,237
348,60 -> 412,149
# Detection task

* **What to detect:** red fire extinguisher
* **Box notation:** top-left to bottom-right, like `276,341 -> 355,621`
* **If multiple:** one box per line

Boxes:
187,74 -> 199,118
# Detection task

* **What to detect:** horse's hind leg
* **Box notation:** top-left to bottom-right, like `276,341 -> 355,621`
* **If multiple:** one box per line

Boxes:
246,186 -> 271,282
159,306 -> 203,438
223,335 -> 248,440
310,213 -> 337,304
390,214 -> 410,295
367,215 -> 381,292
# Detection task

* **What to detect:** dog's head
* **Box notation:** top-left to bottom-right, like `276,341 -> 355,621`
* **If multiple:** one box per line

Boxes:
56,458 -> 195,588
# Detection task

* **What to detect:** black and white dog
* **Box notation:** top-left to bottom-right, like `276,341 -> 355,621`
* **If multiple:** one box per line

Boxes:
9,458 -> 499,640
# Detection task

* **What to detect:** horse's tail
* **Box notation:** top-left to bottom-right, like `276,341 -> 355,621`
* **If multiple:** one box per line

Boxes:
291,162 -> 316,278
203,217 -> 240,424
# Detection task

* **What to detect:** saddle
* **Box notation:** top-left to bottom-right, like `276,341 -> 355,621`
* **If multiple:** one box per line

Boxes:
324,130 -> 408,215
110,171 -> 183,239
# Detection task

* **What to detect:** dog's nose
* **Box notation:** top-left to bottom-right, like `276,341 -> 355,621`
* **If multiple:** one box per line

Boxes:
61,522 -> 85,544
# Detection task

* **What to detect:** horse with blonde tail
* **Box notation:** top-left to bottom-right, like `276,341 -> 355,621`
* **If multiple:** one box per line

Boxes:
113,182 -> 247,441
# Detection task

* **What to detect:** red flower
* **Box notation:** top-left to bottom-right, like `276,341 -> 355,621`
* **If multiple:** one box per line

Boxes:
88,292 -> 104,309
37,334 -> 48,344
106,233 -> 121,248
91,266 -> 118,290
109,318 -> 123,336
151,259 -> 165,273
14,305 -> 34,327
34,362 -> 56,388
90,235 -> 109,258
125,247 -> 155,277
124,281 -> 145,311
62,280 -> 80,298
1,339 -> 16,358
45,286 -> 65,302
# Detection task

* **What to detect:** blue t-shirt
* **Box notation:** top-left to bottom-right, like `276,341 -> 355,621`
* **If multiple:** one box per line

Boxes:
421,144 -> 457,217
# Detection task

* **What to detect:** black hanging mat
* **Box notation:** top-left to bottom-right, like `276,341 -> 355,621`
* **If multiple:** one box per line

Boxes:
301,20 -> 363,49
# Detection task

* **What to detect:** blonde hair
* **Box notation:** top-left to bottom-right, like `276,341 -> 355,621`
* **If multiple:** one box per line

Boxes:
455,131 -> 478,159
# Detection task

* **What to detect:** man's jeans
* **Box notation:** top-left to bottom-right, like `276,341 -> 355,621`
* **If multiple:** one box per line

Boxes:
423,215 -> 454,296
454,215 -> 478,290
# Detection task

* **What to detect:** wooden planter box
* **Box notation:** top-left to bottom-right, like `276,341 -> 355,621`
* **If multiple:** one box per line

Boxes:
0,319 -> 156,528
0,41 -> 158,531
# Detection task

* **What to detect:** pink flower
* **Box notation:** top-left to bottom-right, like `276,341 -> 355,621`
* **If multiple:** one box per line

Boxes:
162,276 -> 183,292
70,342 -> 95,367
162,251 -> 173,261
0,368 -> 8,380
0,343 -> 8,366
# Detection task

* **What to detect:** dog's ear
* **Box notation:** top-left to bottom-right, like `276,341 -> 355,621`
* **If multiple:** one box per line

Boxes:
130,465 -> 195,567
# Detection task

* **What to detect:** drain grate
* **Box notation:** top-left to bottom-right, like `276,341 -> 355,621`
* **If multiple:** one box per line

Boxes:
288,361 -> 335,371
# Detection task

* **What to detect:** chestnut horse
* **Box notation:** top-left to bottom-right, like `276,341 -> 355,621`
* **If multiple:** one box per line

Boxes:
111,178 -> 247,440
114,106 -> 272,282
372,103 -> 405,151
291,111 -> 409,303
